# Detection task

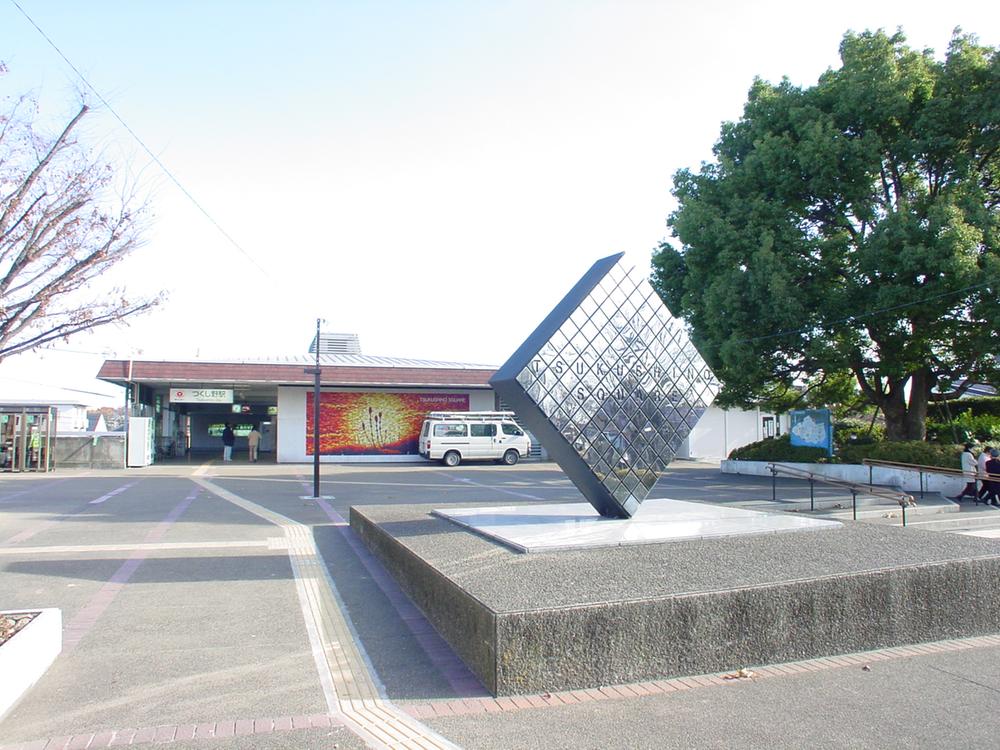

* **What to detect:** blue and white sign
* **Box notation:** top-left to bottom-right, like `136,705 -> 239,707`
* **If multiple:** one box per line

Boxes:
790,409 -> 833,455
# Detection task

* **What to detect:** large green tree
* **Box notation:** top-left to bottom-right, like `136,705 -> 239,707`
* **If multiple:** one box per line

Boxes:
653,29 -> 1000,441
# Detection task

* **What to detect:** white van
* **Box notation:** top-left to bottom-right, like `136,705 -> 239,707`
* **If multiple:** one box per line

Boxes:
419,411 -> 531,467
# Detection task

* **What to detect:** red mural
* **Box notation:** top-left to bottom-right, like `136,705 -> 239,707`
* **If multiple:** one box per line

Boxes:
305,392 -> 470,455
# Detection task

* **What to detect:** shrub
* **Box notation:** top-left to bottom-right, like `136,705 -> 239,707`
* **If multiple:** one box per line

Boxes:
837,441 -> 961,469
834,418 -> 884,447
928,396 -> 1000,421
728,434 -> 829,463
926,412 -> 1000,444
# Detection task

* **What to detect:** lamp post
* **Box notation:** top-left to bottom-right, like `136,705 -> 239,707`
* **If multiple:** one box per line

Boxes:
304,317 -> 322,499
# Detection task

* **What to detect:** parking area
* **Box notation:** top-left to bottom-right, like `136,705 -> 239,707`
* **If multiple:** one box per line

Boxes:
1,460 -> 1000,749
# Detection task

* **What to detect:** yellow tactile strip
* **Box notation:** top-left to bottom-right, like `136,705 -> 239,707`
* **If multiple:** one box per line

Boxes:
191,478 -> 460,750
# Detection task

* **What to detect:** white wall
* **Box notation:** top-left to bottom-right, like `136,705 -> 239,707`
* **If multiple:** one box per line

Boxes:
682,406 -> 774,461
276,386 -> 494,463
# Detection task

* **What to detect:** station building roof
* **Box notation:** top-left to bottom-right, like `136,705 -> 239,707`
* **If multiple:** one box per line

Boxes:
96,354 -> 498,391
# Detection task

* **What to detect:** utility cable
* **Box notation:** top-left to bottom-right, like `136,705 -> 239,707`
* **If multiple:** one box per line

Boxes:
730,276 -> 998,345
7,0 -> 273,279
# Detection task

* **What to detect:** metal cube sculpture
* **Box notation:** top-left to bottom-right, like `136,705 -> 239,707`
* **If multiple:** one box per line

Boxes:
490,253 -> 720,518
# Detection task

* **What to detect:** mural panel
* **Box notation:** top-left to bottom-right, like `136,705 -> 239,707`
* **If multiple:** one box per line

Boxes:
305,392 -> 470,455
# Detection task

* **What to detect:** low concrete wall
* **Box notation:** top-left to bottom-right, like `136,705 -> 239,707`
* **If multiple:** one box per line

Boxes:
54,433 -> 126,470
0,608 -> 62,722
350,503 -> 1000,696
721,459 -> 965,496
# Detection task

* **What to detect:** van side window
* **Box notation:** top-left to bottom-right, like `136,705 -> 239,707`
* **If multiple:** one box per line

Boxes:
502,423 -> 524,436
434,424 -> 467,437
470,424 -> 496,437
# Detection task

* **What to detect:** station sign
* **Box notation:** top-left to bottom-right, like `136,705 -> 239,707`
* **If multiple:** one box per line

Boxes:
169,388 -> 234,404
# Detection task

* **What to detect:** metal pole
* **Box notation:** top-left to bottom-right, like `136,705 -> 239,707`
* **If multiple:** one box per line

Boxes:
771,466 -> 776,502
919,471 -> 925,499
313,317 -> 321,499
902,503 -> 907,527
852,490 -> 857,521
868,464 -> 873,487
809,478 -> 815,511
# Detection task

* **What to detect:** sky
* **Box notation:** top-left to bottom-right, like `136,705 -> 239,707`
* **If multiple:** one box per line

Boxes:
1,0 -> 998,406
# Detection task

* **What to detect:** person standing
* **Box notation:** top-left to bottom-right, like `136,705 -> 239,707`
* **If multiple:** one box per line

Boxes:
221,423 -> 235,462
247,425 -> 261,462
983,448 -> 1000,507
951,443 -> 978,501
977,445 -> 993,504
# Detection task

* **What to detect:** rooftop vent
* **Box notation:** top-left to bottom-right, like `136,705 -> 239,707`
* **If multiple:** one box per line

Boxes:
309,332 -> 362,356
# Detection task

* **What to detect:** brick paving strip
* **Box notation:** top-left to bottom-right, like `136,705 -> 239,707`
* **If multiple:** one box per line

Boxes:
6,633 -> 1000,749
0,714 -> 344,750
398,632 -> 1000,719
190,477 -> 461,750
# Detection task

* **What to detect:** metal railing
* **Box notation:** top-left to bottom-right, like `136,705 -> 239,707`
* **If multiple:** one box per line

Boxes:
767,462 -> 916,525
862,458 -> 1000,502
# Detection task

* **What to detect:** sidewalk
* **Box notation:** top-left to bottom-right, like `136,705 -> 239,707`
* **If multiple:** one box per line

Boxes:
1,462 -> 999,749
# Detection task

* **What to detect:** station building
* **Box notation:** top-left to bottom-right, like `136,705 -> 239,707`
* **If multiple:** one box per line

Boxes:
97,352 -> 497,463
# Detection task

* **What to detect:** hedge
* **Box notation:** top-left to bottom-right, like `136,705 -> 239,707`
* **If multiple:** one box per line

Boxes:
926,413 -> 1000,444
728,435 -> 963,469
836,441 -> 962,469
728,435 -> 829,463
928,396 -> 1000,421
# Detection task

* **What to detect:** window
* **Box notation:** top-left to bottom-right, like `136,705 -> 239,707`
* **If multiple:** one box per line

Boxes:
434,424 -> 467,437
470,424 -> 496,437
502,423 -> 524,436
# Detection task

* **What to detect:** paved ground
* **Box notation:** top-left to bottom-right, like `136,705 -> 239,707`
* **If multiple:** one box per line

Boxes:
1,459 -> 999,749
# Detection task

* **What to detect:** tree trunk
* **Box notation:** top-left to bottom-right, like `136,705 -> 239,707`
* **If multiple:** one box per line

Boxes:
875,372 -> 929,442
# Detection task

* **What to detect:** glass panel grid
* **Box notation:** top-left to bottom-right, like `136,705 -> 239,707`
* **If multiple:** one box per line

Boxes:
509,256 -> 720,516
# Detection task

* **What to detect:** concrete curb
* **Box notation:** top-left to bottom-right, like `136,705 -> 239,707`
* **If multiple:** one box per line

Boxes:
0,608 -> 62,723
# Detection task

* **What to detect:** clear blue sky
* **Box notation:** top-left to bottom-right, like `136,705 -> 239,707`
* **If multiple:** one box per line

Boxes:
1,1 -> 998,403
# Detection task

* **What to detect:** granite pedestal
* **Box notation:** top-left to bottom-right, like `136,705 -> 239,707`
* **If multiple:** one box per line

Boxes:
350,502 -> 1000,696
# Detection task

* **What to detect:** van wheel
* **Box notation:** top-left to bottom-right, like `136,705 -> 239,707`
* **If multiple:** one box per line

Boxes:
502,449 -> 519,466
443,451 -> 461,467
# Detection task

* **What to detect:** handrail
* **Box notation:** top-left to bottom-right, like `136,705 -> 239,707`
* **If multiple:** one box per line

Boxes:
861,458 -> 1000,499
767,462 -> 915,526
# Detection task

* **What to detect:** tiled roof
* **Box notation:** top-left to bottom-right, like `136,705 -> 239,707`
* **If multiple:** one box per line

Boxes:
96,359 -> 496,388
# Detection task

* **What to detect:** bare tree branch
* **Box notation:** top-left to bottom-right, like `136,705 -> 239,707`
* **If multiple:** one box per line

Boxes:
0,95 -> 160,362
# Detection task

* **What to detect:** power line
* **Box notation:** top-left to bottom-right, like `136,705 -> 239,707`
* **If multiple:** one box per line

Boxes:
732,276 -> 998,345
8,0 -> 273,279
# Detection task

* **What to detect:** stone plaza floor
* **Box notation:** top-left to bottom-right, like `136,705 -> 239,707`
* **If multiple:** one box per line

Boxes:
1,459 -> 999,749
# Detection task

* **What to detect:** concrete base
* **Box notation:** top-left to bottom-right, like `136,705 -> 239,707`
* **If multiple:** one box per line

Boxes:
350,502 -> 1000,696
0,608 -> 62,722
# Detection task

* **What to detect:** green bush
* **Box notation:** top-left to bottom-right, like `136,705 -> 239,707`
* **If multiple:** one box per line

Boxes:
928,396 -> 1000,421
926,412 -> 1000,444
728,434 -> 829,463
837,441 -> 961,469
834,418 -> 884,447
